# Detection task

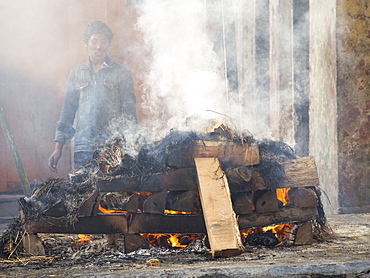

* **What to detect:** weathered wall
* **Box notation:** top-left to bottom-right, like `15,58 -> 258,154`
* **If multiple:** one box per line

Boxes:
309,0 -> 339,214
337,0 -> 370,213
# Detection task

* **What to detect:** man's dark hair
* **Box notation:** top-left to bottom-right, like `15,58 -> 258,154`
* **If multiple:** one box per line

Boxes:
84,21 -> 113,44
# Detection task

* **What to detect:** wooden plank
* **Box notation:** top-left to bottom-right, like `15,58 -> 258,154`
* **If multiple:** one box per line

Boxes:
254,189 -> 279,214
238,206 -> 318,231
141,168 -> 198,191
166,140 -> 195,168
194,157 -> 244,258
26,214 -> 128,234
232,192 -> 253,215
78,191 -> 99,217
288,187 -> 318,208
194,141 -> 260,166
97,176 -> 140,192
279,156 -> 320,188
294,221 -> 313,245
97,168 -> 198,192
142,192 -> 167,214
22,233 -> 45,256
128,213 -> 206,234
167,191 -> 197,212
124,234 -> 150,253
227,167 -> 267,192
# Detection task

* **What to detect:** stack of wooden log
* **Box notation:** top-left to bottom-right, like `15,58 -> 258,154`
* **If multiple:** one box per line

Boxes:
21,121 -> 326,258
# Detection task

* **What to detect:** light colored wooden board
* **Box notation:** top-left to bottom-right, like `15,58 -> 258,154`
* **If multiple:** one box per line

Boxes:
194,157 -> 244,257
194,141 -> 260,166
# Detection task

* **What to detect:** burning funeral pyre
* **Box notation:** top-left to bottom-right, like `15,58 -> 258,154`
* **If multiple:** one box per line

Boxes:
0,119 -> 332,262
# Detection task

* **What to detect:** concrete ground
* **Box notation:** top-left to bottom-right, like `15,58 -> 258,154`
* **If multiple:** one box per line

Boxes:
0,195 -> 369,277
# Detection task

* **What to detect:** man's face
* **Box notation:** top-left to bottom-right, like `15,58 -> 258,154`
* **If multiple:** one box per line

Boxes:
86,33 -> 110,65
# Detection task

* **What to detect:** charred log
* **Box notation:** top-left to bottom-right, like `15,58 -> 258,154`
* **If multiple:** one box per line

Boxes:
27,215 -> 128,234
232,192 -> 253,215
238,206 -> 319,231
166,191 -> 198,212
128,213 -> 206,234
142,192 -> 167,214
227,167 -> 266,192
124,234 -> 150,253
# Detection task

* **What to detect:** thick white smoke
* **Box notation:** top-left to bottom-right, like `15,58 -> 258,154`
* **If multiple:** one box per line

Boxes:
134,0 -> 229,141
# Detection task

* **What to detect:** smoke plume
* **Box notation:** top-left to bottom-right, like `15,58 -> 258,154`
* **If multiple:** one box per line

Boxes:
134,0 -> 232,141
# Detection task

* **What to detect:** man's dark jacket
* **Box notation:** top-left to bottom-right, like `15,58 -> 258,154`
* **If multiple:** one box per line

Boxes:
55,57 -> 137,153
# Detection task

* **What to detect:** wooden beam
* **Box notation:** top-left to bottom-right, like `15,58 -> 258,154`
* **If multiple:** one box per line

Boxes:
238,206 -> 318,231
288,187 -> 318,208
294,221 -> 313,245
97,176 -> 140,192
141,168 -> 198,192
254,189 -> 279,214
227,167 -> 267,192
97,168 -> 198,192
26,214 -> 128,234
167,191 -> 197,212
124,234 -> 150,253
142,192 -> 167,214
22,233 -> 45,256
194,141 -> 260,167
278,156 -> 320,188
128,213 -> 206,234
194,157 -> 244,258
232,192 -> 253,215
78,191 -> 99,217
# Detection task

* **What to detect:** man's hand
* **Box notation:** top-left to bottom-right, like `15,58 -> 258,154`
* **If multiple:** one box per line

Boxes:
48,142 -> 64,172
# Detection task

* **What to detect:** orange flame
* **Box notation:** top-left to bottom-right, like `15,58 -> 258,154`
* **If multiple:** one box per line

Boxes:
77,234 -> 91,244
141,233 -> 202,248
98,204 -> 128,214
168,234 -> 188,248
71,234 -> 92,248
276,188 -> 291,206
241,223 -> 293,245
163,210 -> 195,215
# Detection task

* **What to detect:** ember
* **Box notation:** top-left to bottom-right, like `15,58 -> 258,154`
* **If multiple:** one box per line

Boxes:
98,204 -> 127,214
71,234 -> 92,248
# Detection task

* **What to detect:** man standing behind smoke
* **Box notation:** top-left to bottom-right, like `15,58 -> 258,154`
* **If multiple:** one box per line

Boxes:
48,21 -> 137,172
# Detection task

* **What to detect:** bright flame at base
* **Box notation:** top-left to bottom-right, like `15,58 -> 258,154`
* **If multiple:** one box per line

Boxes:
276,188 -> 291,206
241,223 -> 293,245
141,233 -> 202,248
98,204 -> 128,214
77,234 -> 91,244
164,210 -> 195,215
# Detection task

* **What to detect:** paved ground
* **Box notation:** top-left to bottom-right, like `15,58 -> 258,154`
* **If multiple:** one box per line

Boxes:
0,195 -> 370,277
